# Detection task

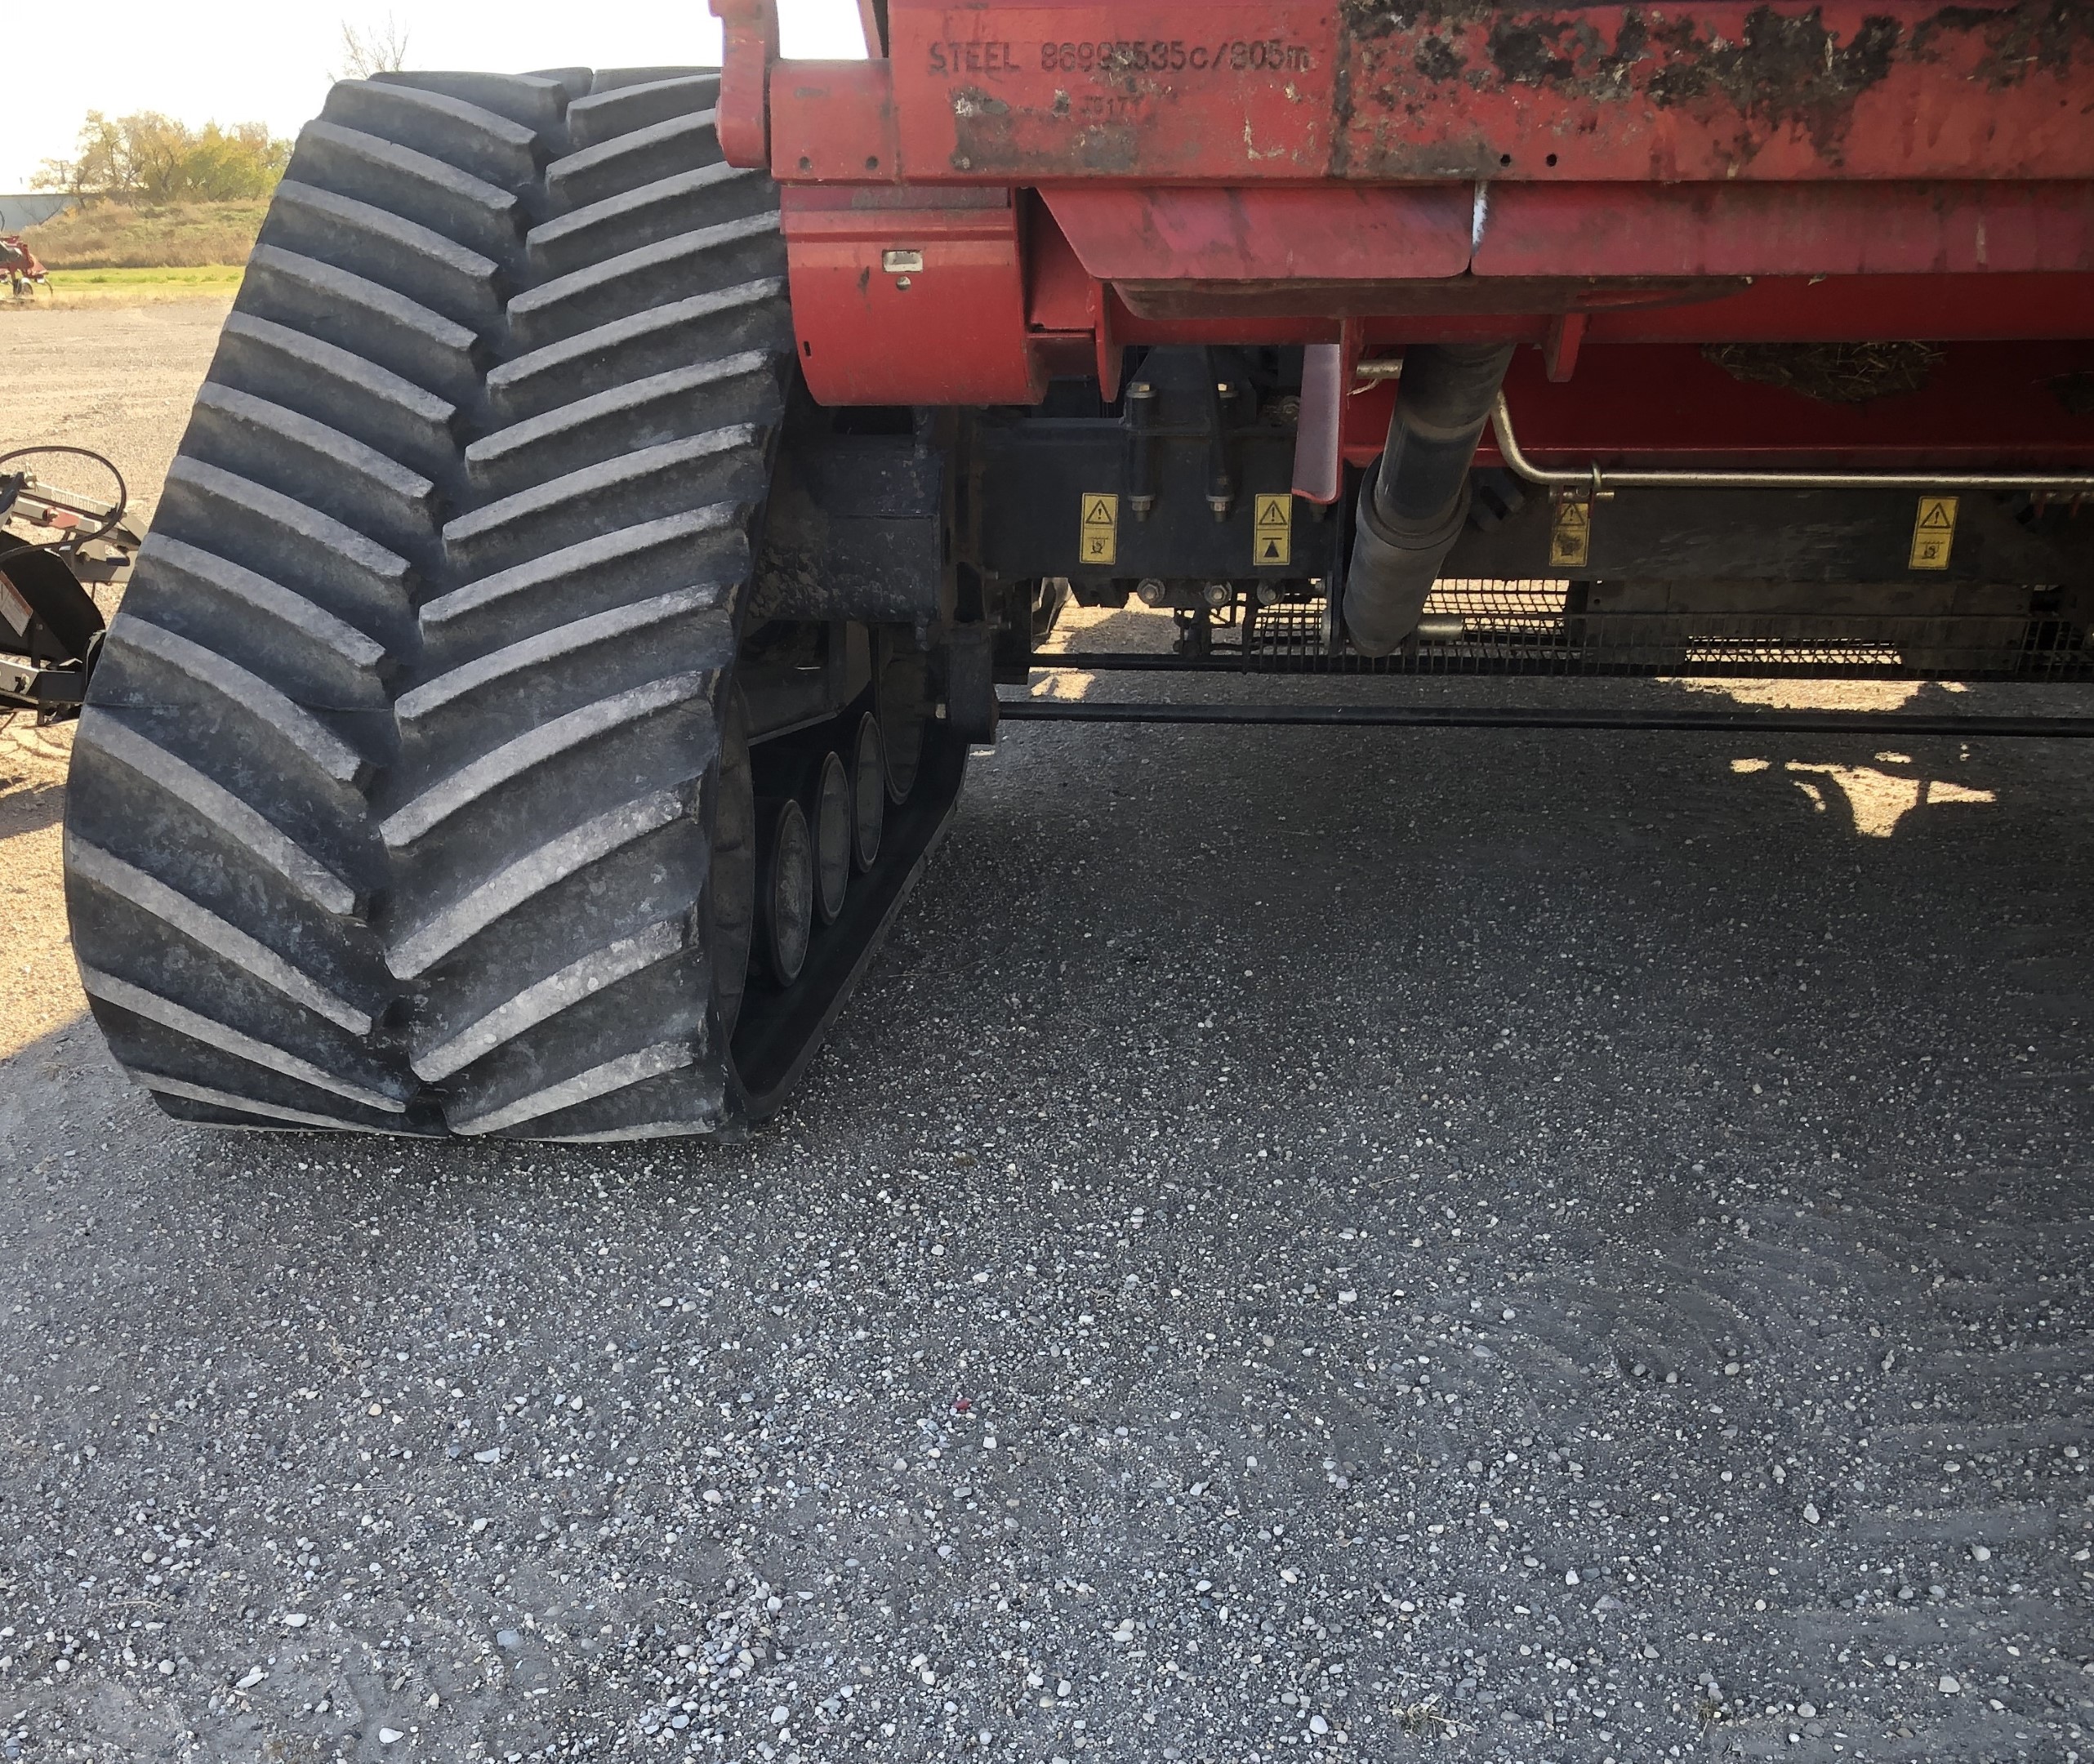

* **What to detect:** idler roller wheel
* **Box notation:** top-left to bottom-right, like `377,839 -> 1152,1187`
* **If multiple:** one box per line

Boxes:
849,712 -> 885,874
756,798 -> 814,988
807,750 -> 852,928
876,638 -> 929,804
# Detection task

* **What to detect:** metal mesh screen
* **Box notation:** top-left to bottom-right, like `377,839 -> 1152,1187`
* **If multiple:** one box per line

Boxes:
1182,581 -> 2094,680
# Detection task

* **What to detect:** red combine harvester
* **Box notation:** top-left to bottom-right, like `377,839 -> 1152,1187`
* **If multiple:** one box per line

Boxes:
59,2 -> 2094,1140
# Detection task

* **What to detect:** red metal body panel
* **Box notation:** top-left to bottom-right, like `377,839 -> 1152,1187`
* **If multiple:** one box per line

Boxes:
1389,342 -> 2094,474
781,188 -> 1047,405
1476,182 -> 2094,279
1088,275 -> 2094,352
713,0 -> 2094,474
886,0 -> 2089,185
771,60 -> 903,179
1040,186 -> 1475,284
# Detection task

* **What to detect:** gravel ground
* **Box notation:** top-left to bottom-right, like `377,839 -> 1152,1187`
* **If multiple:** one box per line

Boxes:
2,311 -> 2092,1764
0,300 -> 233,534
1,300 -> 229,1067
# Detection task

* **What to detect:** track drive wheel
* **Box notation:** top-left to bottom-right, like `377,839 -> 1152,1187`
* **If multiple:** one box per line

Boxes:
65,64 -> 961,1143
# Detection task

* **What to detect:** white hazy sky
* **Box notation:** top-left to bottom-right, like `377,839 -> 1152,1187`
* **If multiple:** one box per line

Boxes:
5,2 -> 867,192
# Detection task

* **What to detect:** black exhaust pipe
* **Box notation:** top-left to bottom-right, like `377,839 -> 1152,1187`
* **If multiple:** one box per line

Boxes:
1340,341 -> 1516,656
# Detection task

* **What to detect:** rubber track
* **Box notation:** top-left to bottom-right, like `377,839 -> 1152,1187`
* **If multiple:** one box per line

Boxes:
67,65 -> 786,1142
377,66 -> 790,1142
62,69 -> 528,1134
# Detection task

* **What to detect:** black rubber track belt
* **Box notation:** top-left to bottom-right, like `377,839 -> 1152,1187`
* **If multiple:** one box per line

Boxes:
65,66 -> 792,1142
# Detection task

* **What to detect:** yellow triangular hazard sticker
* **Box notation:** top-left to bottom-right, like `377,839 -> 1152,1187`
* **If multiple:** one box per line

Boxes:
1080,492 -> 1118,565
1555,501 -> 1589,532
1253,492 -> 1293,566
1909,495 -> 1957,569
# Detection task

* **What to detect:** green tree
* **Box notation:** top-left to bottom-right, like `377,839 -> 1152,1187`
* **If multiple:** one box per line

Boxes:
33,112 -> 292,204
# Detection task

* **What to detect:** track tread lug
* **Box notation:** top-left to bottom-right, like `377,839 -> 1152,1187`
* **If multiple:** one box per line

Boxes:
385,787 -> 693,981
372,70 -> 572,140
487,278 -> 791,425
508,212 -> 784,353
242,246 -> 484,407
525,163 -> 776,283
261,179 -> 506,332
97,615 -> 371,787
463,354 -> 782,501
69,839 -> 375,1036
546,110 -> 724,215
80,966 -> 408,1112
211,313 -> 462,483
321,78 -> 545,190
383,668 -> 711,850
184,383 -> 440,563
569,74 -> 720,147
290,119 -> 525,265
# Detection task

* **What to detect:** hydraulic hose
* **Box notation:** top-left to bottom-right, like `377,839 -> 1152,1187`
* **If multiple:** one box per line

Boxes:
1340,341 -> 1515,656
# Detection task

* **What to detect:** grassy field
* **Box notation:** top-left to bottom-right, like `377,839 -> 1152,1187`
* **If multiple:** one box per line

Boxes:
21,199 -> 265,270
45,265 -> 243,290
4,265 -> 243,310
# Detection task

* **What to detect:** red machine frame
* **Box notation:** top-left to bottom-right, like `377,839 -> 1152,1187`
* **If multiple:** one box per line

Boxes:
713,0 -> 2094,484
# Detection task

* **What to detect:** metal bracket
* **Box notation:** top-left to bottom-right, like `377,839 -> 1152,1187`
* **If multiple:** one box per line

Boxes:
1291,344 -> 1344,506
2,658 -> 87,716
710,0 -> 780,169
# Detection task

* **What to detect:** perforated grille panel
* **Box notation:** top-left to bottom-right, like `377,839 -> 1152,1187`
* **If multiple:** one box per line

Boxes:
1205,581 -> 2094,680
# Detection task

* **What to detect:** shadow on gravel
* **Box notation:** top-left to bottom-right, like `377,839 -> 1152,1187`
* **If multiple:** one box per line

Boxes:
0,772 -> 66,842
4,672 -> 2090,1762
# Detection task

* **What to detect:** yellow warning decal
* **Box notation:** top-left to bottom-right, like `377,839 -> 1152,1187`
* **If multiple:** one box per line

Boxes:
1909,495 -> 1958,571
1080,492 -> 1118,567
1254,493 -> 1294,568
1549,497 -> 1592,569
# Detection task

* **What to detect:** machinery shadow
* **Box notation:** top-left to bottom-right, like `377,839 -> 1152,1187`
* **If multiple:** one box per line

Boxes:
929,666 -> 2094,1169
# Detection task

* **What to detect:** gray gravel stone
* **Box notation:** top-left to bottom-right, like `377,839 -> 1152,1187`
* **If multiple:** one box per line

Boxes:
4,669 -> 2092,1761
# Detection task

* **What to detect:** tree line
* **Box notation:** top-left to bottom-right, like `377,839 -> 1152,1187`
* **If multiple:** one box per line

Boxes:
34,113 -> 293,205
29,19 -> 410,206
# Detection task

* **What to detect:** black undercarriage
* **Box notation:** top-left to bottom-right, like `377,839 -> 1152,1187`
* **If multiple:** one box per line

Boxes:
765,345 -> 2094,700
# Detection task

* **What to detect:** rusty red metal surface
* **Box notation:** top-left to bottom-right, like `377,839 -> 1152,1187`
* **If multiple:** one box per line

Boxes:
715,0 -> 2094,475
873,0 -> 2092,185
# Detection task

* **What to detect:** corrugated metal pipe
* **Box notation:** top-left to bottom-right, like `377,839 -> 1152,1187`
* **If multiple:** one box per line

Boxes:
1340,341 -> 1516,657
